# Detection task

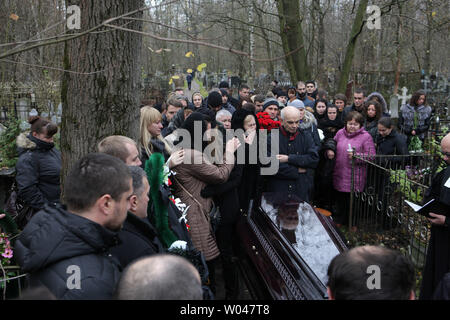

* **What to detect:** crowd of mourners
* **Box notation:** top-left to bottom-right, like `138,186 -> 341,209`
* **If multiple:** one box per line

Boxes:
4,76 -> 441,300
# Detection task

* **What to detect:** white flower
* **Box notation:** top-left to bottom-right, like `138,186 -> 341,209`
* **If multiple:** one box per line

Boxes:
169,240 -> 187,251
178,205 -> 190,224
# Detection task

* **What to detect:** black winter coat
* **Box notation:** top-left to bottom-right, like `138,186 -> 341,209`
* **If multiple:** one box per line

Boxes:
375,130 -> 409,168
313,138 -> 337,209
15,204 -> 122,299
15,133 -> 61,210
110,212 -> 165,268
267,128 -> 319,201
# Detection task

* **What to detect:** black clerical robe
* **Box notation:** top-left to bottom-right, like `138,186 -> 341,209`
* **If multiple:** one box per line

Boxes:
420,165 -> 450,300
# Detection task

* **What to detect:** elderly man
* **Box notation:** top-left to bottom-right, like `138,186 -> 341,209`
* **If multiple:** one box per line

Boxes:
268,106 -> 319,201
420,132 -> 450,299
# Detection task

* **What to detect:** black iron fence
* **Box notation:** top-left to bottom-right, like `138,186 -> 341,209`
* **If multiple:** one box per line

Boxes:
349,154 -> 439,271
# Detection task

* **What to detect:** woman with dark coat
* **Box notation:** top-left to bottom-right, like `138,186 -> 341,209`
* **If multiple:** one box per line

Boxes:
172,112 -> 240,295
364,100 -> 383,142
15,116 -> 61,227
375,117 -> 409,169
318,104 -> 344,140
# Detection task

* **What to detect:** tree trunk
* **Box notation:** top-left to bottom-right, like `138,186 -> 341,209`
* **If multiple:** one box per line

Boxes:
61,0 -> 144,199
276,0 -> 309,84
337,0 -> 368,93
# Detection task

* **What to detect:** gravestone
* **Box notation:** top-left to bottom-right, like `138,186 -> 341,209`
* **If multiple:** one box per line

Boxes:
17,98 -> 29,121
397,87 -> 411,107
390,95 -> 399,119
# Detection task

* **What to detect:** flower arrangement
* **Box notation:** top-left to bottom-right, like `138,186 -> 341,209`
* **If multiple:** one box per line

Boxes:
0,233 -> 13,265
256,112 -> 281,131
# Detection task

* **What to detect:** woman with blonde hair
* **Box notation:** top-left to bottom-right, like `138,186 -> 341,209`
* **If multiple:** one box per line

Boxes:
139,106 -> 184,168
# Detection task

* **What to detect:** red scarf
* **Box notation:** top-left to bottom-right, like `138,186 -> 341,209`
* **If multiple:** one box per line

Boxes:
280,126 -> 299,141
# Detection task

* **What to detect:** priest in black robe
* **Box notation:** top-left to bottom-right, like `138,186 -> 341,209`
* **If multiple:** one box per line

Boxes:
420,133 -> 450,299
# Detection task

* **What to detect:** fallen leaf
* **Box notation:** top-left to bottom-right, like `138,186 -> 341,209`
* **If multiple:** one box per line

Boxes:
10,13 -> 19,21
185,51 -> 194,58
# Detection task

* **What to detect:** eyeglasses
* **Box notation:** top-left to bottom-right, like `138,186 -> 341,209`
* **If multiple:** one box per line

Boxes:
286,120 -> 300,125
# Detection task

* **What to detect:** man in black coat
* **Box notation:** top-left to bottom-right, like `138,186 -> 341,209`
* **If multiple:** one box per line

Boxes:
420,133 -> 450,300
269,106 -> 319,201
110,166 -> 164,268
15,153 -> 133,299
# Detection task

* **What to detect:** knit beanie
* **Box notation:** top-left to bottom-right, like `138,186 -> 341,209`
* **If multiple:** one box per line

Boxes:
287,99 -> 305,109
263,98 -> 279,111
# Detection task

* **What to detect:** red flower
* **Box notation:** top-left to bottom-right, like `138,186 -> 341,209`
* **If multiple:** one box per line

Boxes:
256,112 -> 280,131
185,223 -> 191,232
167,178 -> 172,186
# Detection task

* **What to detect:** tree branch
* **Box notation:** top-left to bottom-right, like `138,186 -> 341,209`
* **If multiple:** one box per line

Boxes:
104,22 -> 302,62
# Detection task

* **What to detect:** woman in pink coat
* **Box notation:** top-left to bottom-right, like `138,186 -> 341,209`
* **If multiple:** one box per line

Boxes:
331,111 -> 376,226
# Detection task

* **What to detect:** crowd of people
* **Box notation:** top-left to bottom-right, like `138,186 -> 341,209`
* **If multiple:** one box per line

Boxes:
4,78 -> 449,301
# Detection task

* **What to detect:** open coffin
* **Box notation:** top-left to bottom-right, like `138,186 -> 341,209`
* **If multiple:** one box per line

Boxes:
236,192 -> 347,300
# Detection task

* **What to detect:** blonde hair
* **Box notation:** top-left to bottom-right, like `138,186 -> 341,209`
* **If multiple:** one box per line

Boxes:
139,106 -> 172,157
244,114 -> 255,127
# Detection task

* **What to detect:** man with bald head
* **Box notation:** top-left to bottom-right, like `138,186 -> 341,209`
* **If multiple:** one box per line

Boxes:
268,106 -> 319,201
420,133 -> 450,299
115,254 -> 203,300
327,245 -> 415,300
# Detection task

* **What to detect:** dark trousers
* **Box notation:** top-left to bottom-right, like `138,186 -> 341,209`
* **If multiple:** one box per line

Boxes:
216,222 -> 240,299
333,190 -> 351,225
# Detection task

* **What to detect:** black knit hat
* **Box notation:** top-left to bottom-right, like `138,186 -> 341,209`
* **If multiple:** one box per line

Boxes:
207,91 -> 223,109
263,98 -> 279,111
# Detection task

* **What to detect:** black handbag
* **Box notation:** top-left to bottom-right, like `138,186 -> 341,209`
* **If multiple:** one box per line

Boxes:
5,182 -> 36,230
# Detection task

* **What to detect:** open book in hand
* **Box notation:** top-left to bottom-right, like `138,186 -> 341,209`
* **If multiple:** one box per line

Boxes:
404,199 -> 450,218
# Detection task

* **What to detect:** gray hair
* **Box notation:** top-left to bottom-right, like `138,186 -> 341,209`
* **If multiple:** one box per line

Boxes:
128,166 -> 147,196
216,109 -> 232,121
280,106 -> 300,120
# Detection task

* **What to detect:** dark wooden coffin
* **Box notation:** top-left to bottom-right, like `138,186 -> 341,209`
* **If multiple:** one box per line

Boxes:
236,192 -> 347,300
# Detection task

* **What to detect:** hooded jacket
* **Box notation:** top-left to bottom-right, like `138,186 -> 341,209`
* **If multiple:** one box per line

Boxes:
333,127 -> 376,192
299,110 -> 321,148
367,92 -> 389,116
15,204 -> 122,299
15,133 -> 61,210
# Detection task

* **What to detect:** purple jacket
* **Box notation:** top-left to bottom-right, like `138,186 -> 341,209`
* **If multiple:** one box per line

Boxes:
332,127 -> 376,192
